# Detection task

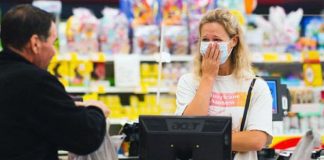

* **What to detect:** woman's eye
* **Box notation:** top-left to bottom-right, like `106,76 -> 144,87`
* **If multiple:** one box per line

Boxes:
213,39 -> 222,42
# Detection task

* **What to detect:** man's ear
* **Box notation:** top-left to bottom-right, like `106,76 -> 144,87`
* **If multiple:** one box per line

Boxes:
29,34 -> 40,55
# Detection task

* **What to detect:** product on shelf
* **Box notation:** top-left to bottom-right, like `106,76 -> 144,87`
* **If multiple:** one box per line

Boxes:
289,88 -> 315,104
162,62 -> 191,87
162,0 -> 188,55
283,112 -> 300,134
319,25 -> 324,51
295,38 -> 317,52
140,63 -> 158,87
90,62 -> 110,92
91,62 -> 106,81
286,15 -> 324,53
161,0 -> 184,26
98,94 -> 176,120
65,8 -> 99,55
302,16 -> 324,52
122,0 -> 161,54
217,0 -> 245,13
69,60 -> 93,87
302,50 -> 323,86
126,0 -> 161,27
249,6 -> 303,53
140,62 -> 191,89
99,7 -> 130,55
282,112 -> 324,135
133,25 -> 160,54
163,25 -> 188,54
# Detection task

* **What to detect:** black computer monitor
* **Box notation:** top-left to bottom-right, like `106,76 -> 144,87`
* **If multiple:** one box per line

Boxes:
262,77 -> 284,121
139,116 -> 232,160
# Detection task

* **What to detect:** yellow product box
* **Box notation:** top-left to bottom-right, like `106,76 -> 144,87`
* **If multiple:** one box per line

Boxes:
69,60 -> 93,87
303,63 -> 323,86
48,59 -> 69,87
263,52 -> 279,62
302,50 -> 320,62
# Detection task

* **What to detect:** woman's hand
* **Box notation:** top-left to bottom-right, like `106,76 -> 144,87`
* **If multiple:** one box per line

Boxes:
182,42 -> 220,116
201,42 -> 220,81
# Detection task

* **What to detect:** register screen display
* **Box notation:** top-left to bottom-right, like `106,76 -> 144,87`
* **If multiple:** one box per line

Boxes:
266,80 -> 278,114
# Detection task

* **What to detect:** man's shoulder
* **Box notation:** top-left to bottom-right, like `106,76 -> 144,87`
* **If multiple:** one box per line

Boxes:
18,63 -> 52,78
0,61 -> 56,83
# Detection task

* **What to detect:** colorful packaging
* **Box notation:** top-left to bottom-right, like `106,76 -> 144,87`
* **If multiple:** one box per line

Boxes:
65,8 -> 99,55
161,0 -> 185,25
90,62 -> 111,92
69,60 -> 93,87
216,0 -> 245,13
303,50 -> 323,87
133,25 -> 160,54
163,25 -> 188,55
162,0 -> 188,55
91,62 -> 106,81
302,16 -> 324,51
251,7 -> 303,53
99,7 -> 130,55
140,63 -> 158,87
121,0 -> 161,54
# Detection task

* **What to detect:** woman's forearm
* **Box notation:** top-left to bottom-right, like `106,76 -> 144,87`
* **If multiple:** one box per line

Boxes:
183,76 -> 214,116
232,130 -> 268,152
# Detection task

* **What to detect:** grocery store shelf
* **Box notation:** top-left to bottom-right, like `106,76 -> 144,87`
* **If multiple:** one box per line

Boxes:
140,55 -> 193,62
65,86 -> 89,93
288,85 -> 324,91
291,103 -> 323,113
66,86 -> 172,94
56,54 -> 193,62
170,55 -> 194,62
56,53 -> 324,64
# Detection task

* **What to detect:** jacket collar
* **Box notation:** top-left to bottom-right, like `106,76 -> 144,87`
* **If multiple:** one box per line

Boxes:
0,48 -> 33,65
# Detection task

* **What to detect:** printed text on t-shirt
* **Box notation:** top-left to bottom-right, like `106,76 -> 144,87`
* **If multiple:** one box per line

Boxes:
210,92 -> 247,107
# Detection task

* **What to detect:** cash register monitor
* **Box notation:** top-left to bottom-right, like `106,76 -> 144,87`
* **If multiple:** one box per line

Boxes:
262,77 -> 284,121
139,116 -> 232,160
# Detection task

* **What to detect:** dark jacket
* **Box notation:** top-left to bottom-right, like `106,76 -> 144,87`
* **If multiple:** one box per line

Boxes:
0,49 -> 106,160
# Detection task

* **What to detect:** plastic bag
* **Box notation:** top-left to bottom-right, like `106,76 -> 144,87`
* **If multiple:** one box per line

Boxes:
68,120 -> 126,160
290,130 -> 321,160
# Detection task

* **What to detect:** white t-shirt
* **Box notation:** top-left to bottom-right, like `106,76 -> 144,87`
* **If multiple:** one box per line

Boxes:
175,73 -> 273,160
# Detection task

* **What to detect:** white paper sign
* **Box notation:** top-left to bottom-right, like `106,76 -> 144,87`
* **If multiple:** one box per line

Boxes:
114,55 -> 140,87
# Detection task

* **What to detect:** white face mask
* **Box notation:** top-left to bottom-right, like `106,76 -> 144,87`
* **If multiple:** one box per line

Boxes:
200,41 -> 233,64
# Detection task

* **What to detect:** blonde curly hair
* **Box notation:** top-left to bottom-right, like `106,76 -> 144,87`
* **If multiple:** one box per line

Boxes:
194,8 -> 254,80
